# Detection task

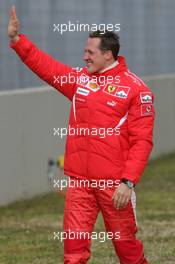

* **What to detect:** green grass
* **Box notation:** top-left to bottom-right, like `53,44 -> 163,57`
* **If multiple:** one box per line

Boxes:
0,154 -> 175,263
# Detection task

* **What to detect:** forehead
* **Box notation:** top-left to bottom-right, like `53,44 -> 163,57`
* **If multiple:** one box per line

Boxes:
85,37 -> 101,50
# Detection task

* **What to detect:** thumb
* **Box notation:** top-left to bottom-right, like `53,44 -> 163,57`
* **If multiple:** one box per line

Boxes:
112,188 -> 118,200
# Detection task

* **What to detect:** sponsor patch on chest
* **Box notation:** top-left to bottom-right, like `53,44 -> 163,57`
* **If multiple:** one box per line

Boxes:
103,84 -> 130,99
76,87 -> 90,96
107,100 -> 117,107
76,97 -> 86,103
77,73 -> 89,86
116,86 -> 130,98
86,81 -> 100,92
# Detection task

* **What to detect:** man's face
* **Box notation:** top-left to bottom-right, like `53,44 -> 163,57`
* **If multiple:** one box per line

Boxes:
84,37 -> 111,73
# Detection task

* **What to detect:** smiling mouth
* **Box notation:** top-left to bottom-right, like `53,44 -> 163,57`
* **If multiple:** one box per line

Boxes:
87,62 -> 93,67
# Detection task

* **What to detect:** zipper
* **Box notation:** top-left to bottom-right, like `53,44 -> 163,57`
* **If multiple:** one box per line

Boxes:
72,94 -> 77,122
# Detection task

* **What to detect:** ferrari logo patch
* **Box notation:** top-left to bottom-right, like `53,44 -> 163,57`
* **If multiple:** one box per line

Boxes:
141,104 -> 153,116
107,85 -> 116,93
103,84 -> 117,96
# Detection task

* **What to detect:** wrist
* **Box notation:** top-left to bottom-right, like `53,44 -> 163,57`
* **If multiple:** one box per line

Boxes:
10,35 -> 20,43
121,178 -> 135,189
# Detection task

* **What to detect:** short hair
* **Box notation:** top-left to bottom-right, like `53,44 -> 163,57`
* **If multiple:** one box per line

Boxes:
89,30 -> 120,60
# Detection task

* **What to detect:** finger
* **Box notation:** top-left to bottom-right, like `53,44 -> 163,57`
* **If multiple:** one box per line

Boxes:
9,7 -> 13,19
126,197 -> 130,204
112,185 -> 120,200
120,196 -> 130,208
114,193 -> 123,208
116,196 -> 124,208
116,194 -> 129,208
13,6 -> 18,20
113,191 -> 121,207
112,189 -> 117,200
9,6 -> 17,20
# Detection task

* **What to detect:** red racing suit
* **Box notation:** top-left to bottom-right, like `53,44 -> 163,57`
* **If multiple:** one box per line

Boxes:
10,35 -> 154,264
10,34 -> 154,186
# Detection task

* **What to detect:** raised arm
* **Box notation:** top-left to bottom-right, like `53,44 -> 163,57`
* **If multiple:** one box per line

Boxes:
8,6 -> 77,100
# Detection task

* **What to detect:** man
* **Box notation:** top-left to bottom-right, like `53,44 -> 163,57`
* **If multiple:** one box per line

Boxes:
8,6 -> 154,264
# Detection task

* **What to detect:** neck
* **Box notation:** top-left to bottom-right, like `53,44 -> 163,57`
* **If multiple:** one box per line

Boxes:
99,60 -> 118,73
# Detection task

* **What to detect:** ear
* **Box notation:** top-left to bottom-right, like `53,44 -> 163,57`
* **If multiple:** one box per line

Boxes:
104,50 -> 113,60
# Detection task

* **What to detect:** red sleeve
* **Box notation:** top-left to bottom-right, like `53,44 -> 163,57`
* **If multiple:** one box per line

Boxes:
121,88 -> 155,185
10,34 -> 77,101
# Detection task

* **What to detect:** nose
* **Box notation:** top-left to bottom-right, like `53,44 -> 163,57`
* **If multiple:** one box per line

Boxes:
83,52 -> 89,62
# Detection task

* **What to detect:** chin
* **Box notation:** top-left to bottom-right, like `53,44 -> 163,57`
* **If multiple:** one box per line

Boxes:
87,67 -> 98,74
